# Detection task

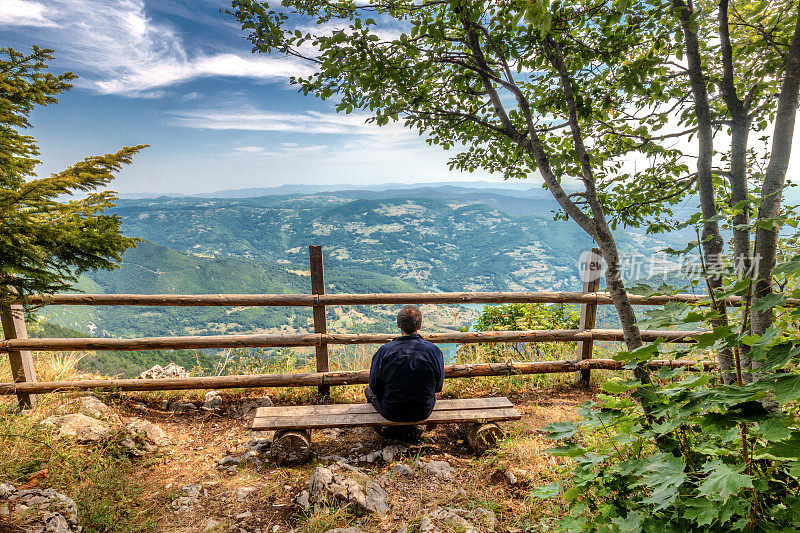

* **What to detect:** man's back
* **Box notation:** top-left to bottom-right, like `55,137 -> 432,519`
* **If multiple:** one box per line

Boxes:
368,333 -> 445,422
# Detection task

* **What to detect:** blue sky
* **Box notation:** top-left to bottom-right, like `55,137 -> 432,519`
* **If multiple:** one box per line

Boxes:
0,0 -> 506,195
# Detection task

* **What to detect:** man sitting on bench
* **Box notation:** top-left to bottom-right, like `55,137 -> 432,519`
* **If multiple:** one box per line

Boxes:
364,304 -> 445,442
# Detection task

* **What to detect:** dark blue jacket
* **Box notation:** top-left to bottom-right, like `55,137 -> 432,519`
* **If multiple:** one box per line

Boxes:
369,333 -> 445,422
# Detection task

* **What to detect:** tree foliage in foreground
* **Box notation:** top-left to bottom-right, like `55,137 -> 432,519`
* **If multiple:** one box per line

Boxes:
0,47 -> 144,304
231,0 -> 700,381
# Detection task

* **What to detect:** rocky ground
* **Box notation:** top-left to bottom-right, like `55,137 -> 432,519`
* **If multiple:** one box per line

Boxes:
1,385 -> 592,533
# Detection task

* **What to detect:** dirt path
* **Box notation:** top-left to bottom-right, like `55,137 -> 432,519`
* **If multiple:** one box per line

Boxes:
123,389 -> 593,532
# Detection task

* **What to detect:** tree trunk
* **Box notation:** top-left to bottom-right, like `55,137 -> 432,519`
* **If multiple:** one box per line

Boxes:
752,6 -> 800,344
675,0 -> 736,383
719,0 -> 753,378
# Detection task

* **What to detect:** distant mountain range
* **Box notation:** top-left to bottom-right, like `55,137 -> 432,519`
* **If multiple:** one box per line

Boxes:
118,180 -> 557,199
38,183 -> 697,376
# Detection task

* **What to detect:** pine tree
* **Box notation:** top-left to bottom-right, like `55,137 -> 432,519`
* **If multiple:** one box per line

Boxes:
0,46 -> 145,304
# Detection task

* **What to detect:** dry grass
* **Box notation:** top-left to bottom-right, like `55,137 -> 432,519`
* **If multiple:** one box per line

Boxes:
0,342 -> 618,532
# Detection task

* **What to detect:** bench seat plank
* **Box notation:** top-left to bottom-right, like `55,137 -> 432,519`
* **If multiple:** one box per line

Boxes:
252,406 -> 521,430
253,397 -> 513,419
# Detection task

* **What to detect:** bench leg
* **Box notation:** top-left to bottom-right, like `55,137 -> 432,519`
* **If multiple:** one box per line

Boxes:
271,429 -> 313,466
465,422 -> 503,455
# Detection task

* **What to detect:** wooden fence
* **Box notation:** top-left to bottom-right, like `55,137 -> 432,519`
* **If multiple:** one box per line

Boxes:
7,245 -> 785,408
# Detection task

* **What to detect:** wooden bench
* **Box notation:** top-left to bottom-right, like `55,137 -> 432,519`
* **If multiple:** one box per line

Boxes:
251,397 -> 521,465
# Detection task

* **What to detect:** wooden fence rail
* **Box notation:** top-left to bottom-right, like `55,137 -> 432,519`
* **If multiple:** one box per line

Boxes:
3,245 -> 754,408
22,291 -> 800,307
0,328 -> 702,353
0,359 -> 717,395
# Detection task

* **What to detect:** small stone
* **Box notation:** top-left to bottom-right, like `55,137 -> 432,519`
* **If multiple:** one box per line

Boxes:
204,518 -> 221,531
168,401 -> 197,414
0,483 -> 15,498
40,413 -> 112,442
132,402 -> 148,413
216,455 -> 241,467
307,467 -> 388,516
121,418 -> 172,456
271,526 -> 281,532
236,486 -> 258,502
202,390 -> 223,411
247,437 -> 271,453
392,463 -> 414,477
236,510 -> 253,520
61,395 -> 117,419
419,516 -> 438,533
234,397 -> 274,420
472,508 -> 497,530
139,363 -> 188,379
423,460 -> 455,480
295,490 -> 310,510
504,470 -> 518,485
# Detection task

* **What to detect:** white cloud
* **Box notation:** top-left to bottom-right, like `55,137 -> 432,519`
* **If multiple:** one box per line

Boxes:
0,0 -> 311,97
169,106 -> 396,135
232,143 -> 328,157
0,0 -> 58,26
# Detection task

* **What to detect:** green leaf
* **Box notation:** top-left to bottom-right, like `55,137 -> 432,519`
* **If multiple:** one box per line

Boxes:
543,421 -> 578,440
760,373 -> 800,404
634,453 -> 686,510
683,498 -> 720,527
602,379 -> 643,394
751,293 -> 787,312
530,482 -> 561,499
698,460 -> 752,502
763,342 -> 800,370
694,326 -> 736,349
774,255 -> 800,276
610,511 -> 642,532
547,445 -> 588,457
767,432 -> 800,460
757,418 -> 792,442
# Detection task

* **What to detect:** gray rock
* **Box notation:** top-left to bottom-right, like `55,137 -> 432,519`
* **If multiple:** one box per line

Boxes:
139,363 -> 188,379
307,467 -> 388,516
354,444 -> 407,463
242,450 -> 264,469
132,402 -> 148,413
40,413 -> 112,442
60,396 -> 117,420
246,437 -> 271,453
0,485 -> 80,532
202,390 -> 223,411
234,397 -> 274,420
169,483 -> 205,513
419,517 -> 438,533
391,463 -> 414,477
121,418 -> 172,456
430,507 -> 476,532
236,486 -> 258,502
0,483 -> 15,498
236,510 -> 253,520
504,470 -> 518,485
422,460 -> 455,480
168,401 -> 197,414
204,518 -> 221,531
472,507 -> 497,530
295,490 -> 310,510
216,455 -> 242,469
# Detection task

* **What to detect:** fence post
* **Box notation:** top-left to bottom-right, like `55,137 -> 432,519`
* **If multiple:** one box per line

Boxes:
576,248 -> 603,387
1,301 -> 38,409
309,246 -> 331,398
